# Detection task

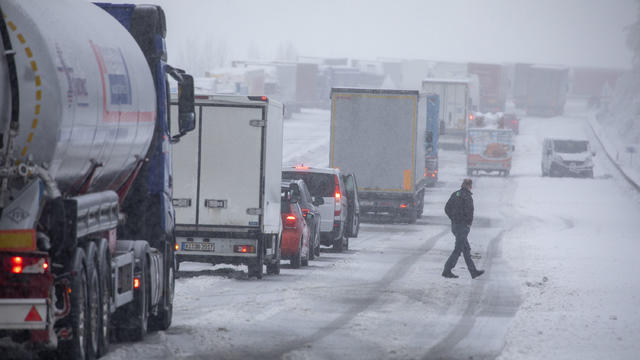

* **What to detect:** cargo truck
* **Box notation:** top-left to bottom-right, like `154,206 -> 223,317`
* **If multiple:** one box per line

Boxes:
421,78 -> 469,150
171,95 -> 283,279
330,88 -> 426,223
0,1 -> 195,358
467,62 -> 508,113
424,94 -> 440,186
526,65 -> 569,116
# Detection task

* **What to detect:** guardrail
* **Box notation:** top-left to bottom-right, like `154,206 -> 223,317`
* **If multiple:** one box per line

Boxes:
587,115 -> 640,192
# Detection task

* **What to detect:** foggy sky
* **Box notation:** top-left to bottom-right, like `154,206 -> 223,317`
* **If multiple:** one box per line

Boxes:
107,0 -> 635,74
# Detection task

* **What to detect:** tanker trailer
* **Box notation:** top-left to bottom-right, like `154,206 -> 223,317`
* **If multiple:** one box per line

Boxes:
0,0 -> 195,358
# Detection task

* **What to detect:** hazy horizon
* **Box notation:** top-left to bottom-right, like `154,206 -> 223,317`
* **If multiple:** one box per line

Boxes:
103,0 -> 635,75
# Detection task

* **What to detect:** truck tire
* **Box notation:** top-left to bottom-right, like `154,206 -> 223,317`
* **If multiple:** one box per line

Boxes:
118,253 -> 149,341
95,239 -> 111,356
291,238 -> 302,268
59,248 -> 89,360
150,243 -> 174,331
344,237 -> 349,251
83,242 -> 100,359
266,258 -> 280,275
248,243 -> 264,279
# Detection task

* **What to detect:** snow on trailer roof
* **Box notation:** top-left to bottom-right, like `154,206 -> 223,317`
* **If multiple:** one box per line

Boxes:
421,78 -> 471,84
330,87 -> 419,96
530,64 -> 570,71
174,94 -> 283,107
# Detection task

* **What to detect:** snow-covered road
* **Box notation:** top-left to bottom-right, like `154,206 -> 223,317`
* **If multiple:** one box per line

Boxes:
103,103 -> 640,360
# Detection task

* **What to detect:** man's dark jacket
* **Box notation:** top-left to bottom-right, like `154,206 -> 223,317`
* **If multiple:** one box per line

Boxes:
445,188 -> 474,226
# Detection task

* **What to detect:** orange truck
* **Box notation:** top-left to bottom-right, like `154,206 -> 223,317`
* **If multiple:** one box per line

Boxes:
466,128 -> 514,176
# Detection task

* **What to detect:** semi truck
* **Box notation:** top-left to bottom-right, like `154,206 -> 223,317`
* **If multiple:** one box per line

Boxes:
526,65 -> 569,116
171,95 -> 283,279
467,62 -> 508,113
424,94 -> 440,186
330,88 -> 427,223
0,1 -> 195,358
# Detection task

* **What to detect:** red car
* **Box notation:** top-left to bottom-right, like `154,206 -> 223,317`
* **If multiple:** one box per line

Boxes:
281,182 -> 310,268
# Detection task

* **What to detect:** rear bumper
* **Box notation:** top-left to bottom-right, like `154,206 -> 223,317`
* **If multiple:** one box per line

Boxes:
280,230 -> 300,256
0,298 -> 48,330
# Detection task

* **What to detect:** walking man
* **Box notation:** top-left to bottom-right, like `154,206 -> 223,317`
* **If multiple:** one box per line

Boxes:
442,178 -> 484,279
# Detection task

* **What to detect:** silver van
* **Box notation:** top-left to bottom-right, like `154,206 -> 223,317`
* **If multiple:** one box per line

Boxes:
541,138 -> 595,178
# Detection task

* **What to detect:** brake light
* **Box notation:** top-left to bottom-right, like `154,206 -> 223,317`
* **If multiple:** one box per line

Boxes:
469,114 -> 474,121
11,256 -> 23,274
133,277 -> 140,289
335,192 -> 341,200
400,204 -> 408,208
334,175 -> 342,216
7,255 -> 49,274
284,215 -> 297,228
175,243 -> 180,251
294,165 -> 309,170
233,245 -> 256,253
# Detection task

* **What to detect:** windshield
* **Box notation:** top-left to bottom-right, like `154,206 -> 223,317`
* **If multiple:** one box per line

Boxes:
554,140 -> 588,153
282,172 -> 334,197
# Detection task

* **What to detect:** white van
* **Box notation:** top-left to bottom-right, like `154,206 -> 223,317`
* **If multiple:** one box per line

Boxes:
541,138 -> 595,178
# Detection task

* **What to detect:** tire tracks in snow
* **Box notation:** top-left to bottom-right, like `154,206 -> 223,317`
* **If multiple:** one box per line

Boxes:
262,228 -> 451,359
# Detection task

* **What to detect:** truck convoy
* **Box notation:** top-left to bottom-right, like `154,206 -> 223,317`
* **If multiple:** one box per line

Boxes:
466,128 -> 514,176
424,94 -> 440,186
171,95 -> 283,279
330,88 -> 427,223
525,65 -> 569,116
0,1 -> 195,358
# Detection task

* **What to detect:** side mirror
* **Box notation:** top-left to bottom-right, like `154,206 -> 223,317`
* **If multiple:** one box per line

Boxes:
178,74 -> 196,134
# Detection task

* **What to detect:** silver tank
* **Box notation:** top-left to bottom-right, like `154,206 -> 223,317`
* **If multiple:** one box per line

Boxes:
0,0 -> 156,194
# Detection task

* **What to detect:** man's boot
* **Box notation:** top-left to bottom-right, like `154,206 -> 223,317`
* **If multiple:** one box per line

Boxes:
471,270 -> 485,279
442,270 -> 459,278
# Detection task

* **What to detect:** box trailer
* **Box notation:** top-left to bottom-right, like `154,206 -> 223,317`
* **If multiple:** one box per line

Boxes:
526,65 -> 569,116
170,95 -> 283,278
421,78 -> 469,137
467,62 -> 508,113
330,88 -> 427,223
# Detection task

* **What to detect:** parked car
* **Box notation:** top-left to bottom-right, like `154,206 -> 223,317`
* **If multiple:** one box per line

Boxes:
282,178 -> 323,259
541,138 -> 595,178
501,113 -> 520,135
281,182 -> 310,268
282,166 -> 360,252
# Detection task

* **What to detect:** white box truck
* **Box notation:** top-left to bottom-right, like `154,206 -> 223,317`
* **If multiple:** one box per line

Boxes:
170,95 -> 284,278
330,88 -> 427,223
421,78 -> 469,150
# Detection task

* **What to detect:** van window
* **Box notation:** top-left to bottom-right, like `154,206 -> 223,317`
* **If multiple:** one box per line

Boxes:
553,140 -> 588,153
282,172 -> 334,197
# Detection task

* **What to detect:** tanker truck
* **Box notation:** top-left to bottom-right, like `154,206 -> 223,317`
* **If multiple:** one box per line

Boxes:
0,1 -> 195,359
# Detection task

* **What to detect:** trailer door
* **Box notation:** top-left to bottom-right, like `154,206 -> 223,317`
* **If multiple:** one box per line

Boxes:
198,105 -> 264,227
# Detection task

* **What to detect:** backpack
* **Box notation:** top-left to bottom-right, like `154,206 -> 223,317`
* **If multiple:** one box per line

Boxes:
444,190 -> 461,220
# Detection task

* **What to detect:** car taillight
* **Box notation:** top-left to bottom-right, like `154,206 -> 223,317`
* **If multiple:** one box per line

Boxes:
334,175 -> 342,216
7,255 -> 49,274
284,215 -> 297,228
234,245 -> 256,253
400,204 -> 408,208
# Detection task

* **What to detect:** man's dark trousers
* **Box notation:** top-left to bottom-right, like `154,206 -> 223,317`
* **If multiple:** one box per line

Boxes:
444,223 -> 478,274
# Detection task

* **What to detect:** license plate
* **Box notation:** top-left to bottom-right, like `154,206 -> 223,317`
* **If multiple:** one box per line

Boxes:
183,242 -> 215,252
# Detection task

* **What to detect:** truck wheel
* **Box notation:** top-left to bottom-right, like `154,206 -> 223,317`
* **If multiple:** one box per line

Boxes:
95,239 -> 111,356
59,248 -> 89,360
332,236 -> 344,252
83,242 -> 100,359
118,254 -> 149,341
344,237 -> 349,251
150,244 -> 174,331
266,258 -> 280,275
248,246 -> 264,279
505,170 -> 510,176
